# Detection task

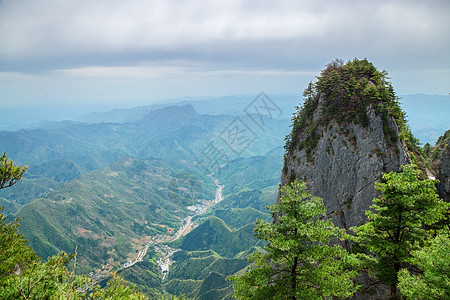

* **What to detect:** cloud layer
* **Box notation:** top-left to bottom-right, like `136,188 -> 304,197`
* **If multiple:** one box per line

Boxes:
0,0 -> 449,107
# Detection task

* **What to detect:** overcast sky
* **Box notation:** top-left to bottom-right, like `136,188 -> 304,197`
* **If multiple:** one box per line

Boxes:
0,0 -> 449,111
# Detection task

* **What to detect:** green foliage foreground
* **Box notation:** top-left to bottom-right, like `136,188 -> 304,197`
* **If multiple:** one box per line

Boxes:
0,152 -> 28,190
231,166 -> 449,299
398,228 -> 450,299
0,153 -> 147,299
229,180 -> 360,300
3,148 -> 449,299
0,208 -> 148,300
351,165 -> 449,298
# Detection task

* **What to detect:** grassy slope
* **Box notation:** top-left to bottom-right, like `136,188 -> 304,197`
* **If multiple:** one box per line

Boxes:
157,155 -> 281,299
180,216 -> 260,258
18,157 -> 215,272
123,172 -> 276,298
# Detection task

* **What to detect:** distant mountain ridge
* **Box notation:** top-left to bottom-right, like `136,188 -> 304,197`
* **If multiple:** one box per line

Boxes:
1,93 -> 446,145
0,105 -> 221,167
0,103 -> 289,220
76,94 -> 299,124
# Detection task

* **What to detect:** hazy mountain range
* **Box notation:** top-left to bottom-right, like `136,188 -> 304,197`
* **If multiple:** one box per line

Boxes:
0,92 -> 448,298
1,93 -> 448,145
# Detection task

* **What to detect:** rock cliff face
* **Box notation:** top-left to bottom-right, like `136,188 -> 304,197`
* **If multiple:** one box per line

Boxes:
278,59 -> 413,229
280,103 -> 411,229
438,147 -> 450,202
429,130 -> 450,202
436,131 -> 450,202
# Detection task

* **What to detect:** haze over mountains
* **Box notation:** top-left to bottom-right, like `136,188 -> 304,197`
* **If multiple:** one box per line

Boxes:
0,90 -> 448,298
1,93 -> 449,145
1,94 -> 291,298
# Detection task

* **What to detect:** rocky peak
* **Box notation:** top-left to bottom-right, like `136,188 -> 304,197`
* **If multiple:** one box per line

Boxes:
278,59 -> 414,229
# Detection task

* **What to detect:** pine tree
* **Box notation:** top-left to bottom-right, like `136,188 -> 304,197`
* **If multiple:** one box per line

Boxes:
0,152 -> 27,189
351,165 -> 449,299
398,228 -> 450,299
230,180 -> 359,300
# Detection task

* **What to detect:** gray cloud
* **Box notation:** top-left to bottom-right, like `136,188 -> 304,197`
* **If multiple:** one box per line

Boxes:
1,0 -> 448,65
0,0 -> 449,107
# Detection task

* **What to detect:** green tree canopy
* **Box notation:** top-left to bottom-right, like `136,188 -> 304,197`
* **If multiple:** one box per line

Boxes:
0,152 -> 28,189
398,228 -> 450,300
230,180 -> 359,300
351,165 -> 449,299
0,206 -> 38,286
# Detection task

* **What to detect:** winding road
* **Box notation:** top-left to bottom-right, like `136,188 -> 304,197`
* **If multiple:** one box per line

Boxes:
117,176 -> 225,279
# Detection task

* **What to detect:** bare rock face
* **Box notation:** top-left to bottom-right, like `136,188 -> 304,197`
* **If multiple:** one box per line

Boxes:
438,147 -> 450,202
433,130 -> 450,202
278,59 -> 413,230
280,99 -> 411,229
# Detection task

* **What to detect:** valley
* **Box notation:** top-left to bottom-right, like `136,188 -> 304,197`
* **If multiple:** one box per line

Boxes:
0,101 -> 285,298
117,176 -> 225,281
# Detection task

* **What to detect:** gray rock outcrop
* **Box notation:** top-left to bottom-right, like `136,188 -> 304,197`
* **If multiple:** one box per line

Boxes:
437,147 -> 450,202
279,98 -> 411,229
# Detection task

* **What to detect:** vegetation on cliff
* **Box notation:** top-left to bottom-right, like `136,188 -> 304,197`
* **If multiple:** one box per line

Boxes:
425,129 -> 450,170
284,58 -> 419,162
